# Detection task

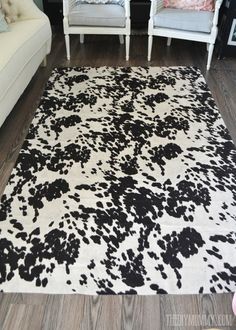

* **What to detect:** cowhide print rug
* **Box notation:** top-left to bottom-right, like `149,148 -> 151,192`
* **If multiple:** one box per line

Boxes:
0,67 -> 236,295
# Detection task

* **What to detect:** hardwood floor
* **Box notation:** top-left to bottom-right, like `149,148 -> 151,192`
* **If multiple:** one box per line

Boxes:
0,33 -> 236,330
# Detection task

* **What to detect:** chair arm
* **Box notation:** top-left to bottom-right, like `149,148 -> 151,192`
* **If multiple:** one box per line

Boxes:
215,0 -> 223,9
124,0 -> 130,18
150,0 -> 163,17
212,0 -> 223,29
63,0 -> 77,16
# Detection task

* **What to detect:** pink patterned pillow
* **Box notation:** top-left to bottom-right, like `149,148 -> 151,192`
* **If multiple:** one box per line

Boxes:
163,0 -> 215,11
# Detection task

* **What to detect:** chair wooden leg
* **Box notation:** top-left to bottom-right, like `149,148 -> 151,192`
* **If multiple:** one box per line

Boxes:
167,37 -> 172,46
125,35 -> 130,61
65,34 -> 70,60
206,43 -> 210,52
207,43 -> 214,70
119,35 -> 124,44
148,35 -> 153,61
80,34 -> 84,44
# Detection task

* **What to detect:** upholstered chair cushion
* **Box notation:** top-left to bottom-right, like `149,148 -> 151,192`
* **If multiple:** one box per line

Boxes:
163,0 -> 215,11
154,8 -> 214,33
68,4 -> 126,27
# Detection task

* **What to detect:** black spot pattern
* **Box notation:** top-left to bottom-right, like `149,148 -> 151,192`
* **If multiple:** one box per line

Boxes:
0,66 -> 236,294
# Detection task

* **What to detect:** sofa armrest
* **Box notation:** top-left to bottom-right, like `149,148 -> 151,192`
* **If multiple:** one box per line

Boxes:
2,0 -> 48,23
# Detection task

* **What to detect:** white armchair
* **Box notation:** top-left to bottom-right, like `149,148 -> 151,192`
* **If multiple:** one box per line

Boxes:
63,0 -> 131,61
148,0 -> 223,70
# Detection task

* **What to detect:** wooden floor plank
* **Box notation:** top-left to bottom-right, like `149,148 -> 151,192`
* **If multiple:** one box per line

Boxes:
160,295 -> 201,330
199,293 -> 236,330
121,295 -> 161,330
41,295 -> 64,330
81,296 -> 122,330
2,304 -> 45,330
56,295 -> 85,330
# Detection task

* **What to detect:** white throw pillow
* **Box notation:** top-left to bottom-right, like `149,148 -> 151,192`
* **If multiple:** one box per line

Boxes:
0,0 -> 43,23
0,0 -> 19,23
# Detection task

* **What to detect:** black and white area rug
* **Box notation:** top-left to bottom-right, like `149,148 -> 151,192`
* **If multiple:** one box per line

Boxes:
0,67 -> 236,294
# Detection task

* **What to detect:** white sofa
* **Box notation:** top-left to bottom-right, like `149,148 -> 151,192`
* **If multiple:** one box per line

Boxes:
0,0 -> 52,128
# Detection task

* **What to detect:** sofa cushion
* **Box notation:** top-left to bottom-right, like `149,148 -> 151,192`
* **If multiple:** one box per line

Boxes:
154,8 -> 214,33
68,4 -> 126,27
0,19 -> 50,102
0,9 -> 8,32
